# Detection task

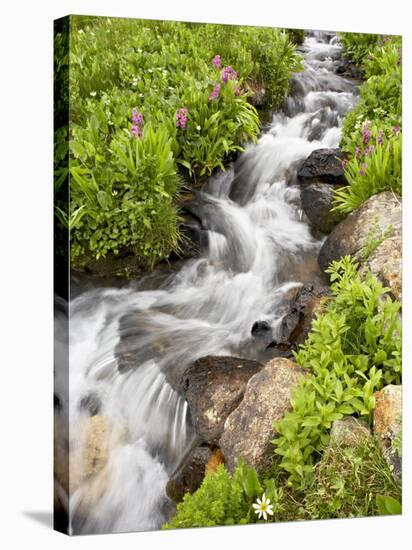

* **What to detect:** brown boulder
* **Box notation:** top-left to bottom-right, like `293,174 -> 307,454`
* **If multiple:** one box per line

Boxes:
220,358 -> 307,473
318,192 -> 402,272
181,356 -> 264,444
374,385 -> 402,483
166,446 -> 213,502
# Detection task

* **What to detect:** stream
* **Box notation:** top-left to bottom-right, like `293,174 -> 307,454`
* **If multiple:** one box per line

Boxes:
54,31 -> 358,534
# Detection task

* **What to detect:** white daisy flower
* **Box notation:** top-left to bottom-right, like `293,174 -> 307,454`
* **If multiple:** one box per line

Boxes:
252,493 -> 274,521
89,91 -> 97,97
196,125 -> 201,131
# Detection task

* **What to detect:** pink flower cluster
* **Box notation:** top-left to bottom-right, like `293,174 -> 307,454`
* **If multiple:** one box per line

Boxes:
208,83 -> 221,101
209,55 -> 241,102
362,123 -> 372,145
212,54 -> 222,69
176,107 -> 188,129
221,65 -> 238,84
131,108 -> 143,138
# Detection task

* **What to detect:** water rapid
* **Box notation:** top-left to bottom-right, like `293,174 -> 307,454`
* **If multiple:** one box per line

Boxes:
54,31 -> 358,534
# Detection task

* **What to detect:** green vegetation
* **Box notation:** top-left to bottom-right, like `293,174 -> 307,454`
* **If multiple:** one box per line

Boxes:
163,462 -> 262,529
335,34 -> 402,214
273,256 -> 401,485
164,436 -> 400,528
60,16 -> 302,268
337,32 -> 381,66
280,439 -> 401,520
164,257 -> 402,529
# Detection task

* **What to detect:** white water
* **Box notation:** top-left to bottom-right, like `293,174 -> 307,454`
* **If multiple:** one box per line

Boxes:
54,32 -> 358,534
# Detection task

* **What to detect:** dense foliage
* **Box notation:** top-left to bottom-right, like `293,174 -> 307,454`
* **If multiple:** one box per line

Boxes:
335,34 -> 402,213
65,16 -> 302,267
273,257 -> 402,485
163,462 -> 262,528
337,32 -> 381,66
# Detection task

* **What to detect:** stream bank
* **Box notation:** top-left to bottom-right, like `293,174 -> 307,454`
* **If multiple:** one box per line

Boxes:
55,31 -> 401,534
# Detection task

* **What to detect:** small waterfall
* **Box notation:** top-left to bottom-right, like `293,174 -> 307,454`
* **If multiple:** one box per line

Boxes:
54,31 -> 358,534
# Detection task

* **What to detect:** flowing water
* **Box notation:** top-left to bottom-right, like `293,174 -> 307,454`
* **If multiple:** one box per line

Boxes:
54,31 -> 358,534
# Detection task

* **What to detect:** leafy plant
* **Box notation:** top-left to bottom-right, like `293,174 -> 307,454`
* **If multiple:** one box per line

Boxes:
338,32 -> 381,66
163,462 -> 262,529
67,16 -> 302,267
376,494 -> 402,515
334,125 -> 401,214
273,256 -> 402,486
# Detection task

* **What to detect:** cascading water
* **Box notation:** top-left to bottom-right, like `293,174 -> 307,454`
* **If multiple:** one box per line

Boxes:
54,31 -> 358,534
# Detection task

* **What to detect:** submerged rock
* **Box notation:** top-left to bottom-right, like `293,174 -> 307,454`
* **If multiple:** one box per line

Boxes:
166,447 -> 224,502
330,416 -> 371,448
359,236 -> 402,302
297,148 -> 347,185
301,182 -> 344,234
220,358 -> 307,473
318,192 -> 402,273
181,356 -> 264,445
374,385 -> 402,483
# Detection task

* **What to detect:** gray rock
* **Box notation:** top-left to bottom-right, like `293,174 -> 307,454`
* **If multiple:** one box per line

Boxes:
301,183 -> 344,234
220,358 -> 307,473
318,192 -> 402,273
297,148 -> 347,185
330,416 -> 371,448
181,356 -> 264,444
359,236 -> 402,302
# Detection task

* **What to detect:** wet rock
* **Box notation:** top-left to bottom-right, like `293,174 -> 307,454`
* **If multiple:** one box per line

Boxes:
330,416 -> 371,448
251,321 -> 272,338
297,148 -> 347,185
336,59 -> 364,80
318,192 -> 402,273
181,356 -> 264,445
166,446 -> 213,502
220,358 -> 307,473
166,447 -> 225,502
170,215 -> 209,261
301,182 -> 344,234
374,385 -> 402,483
76,249 -> 143,278
79,392 -> 102,417
270,284 -> 331,351
359,236 -> 402,302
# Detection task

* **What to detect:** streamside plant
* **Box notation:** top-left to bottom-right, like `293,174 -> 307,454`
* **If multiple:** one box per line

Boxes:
272,256 -> 402,486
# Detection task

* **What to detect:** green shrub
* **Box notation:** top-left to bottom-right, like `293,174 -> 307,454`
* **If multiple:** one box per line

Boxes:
340,36 -> 402,153
334,126 -> 401,214
163,462 -> 262,529
338,32 -> 381,66
273,256 -> 402,486
67,16 -> 302,267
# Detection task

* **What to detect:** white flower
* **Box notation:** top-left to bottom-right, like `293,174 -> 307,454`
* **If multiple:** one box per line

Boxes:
252,493 -> 274,521
148,69 -> 153,73
89,91 -> 97,97
196,125 -> 201,131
